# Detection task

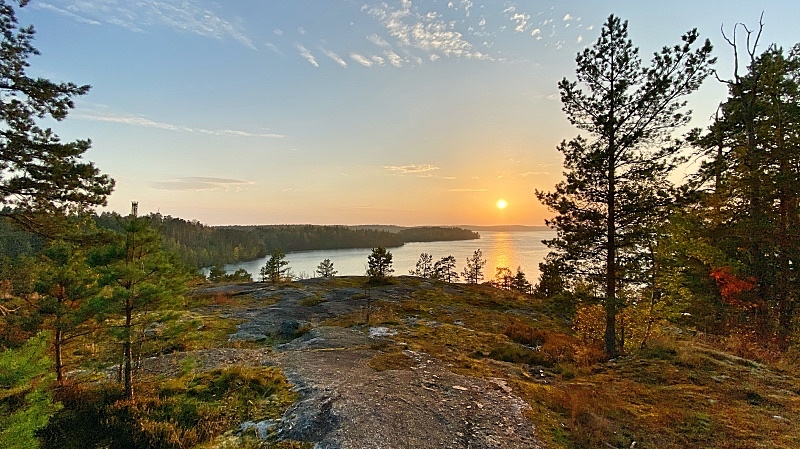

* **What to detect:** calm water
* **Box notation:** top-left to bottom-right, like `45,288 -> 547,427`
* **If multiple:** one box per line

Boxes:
218,230 -> 556,281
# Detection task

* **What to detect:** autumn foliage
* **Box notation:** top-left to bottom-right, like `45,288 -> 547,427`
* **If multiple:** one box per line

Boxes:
709,267 -> 758,310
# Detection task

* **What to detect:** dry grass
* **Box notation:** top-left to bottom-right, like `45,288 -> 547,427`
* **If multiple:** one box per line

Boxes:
313,279 -> 800,449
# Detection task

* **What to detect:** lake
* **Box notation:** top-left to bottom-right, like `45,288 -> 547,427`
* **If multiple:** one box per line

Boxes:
218,230 -> 557,281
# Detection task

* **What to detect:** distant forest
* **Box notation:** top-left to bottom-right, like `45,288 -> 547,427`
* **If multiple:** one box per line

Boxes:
0,214 -> 479,269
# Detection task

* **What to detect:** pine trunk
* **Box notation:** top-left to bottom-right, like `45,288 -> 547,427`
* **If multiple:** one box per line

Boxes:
124,300 -> 134,399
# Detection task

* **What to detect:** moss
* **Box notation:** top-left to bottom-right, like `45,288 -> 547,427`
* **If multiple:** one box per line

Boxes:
369,351 -> 415,371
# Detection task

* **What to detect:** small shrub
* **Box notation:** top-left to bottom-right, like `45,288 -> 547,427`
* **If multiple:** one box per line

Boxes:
489,344 -> 553,367
503,319 -> 547,347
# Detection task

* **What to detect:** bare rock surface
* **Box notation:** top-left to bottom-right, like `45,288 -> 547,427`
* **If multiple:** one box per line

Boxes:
191,280 -> 544,448
271,327 -> 539,448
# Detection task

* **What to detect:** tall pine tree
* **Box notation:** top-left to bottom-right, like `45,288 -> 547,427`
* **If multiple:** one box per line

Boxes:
537,15 -> 714,356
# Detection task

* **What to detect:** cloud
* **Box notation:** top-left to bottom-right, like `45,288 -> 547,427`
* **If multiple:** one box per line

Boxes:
383,164 -> 439,175
384,50 -> 404,67
365,1 -> 489,62
367,34 -> 393,49
448,188 -> 487,192
35,0 -> 255,49
32,2 -> 102,25
517,171 -> 550,177
152,177 -> 254,191
76,110 -> 285,138
511,13 -> 530,33
265,42 -> 282,54
295,43 -> 319,67
350,53 -> 373,67
320,46 -> 347,68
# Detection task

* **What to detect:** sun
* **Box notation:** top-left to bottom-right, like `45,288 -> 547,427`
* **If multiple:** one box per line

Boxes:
496,199 -> 508,209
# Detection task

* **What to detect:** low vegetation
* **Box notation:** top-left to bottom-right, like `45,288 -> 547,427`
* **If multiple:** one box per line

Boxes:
323,278 -> 800,449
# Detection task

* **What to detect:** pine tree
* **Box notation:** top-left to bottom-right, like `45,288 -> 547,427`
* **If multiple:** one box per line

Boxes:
410,253 -> 434,278
35,240 -> 101,384
494,267 -> 513,290
537,15 -> 714,356
90,214 -> 187,399
0,0 -> 113,232
511,266 -> 532,294
433,255 -> 459,283
316,258 -> 337,277
261,249 -> 289,283
366,246 -> 393,282
462,249 -> 486,284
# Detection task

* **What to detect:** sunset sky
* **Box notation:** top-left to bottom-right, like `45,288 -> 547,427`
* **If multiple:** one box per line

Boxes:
21,0 -> 800,226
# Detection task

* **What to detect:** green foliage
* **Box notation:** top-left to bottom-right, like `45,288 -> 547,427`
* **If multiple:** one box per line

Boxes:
90,215 -> 188,398
0,1 -> 113,228
315,258 -> 337,277
396,226 -> 478,242
208,264 -> 227,282
536,15 -> 715,356
260,249 -> 290,283
35,240 -> 103,382
114,215 -> 477,269
0,332 -> 60,449
511,266 -> 532,294
367,246 -> 393,281
685,39 -> 800,346
534,254 -> 567,298
433,255 -> 459,283
0,219 -> 43,258
41,366 -> 298,449
409,252 -> 434,278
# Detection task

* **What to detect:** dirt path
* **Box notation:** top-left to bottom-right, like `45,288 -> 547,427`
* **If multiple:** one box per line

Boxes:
270,327 -> 541,449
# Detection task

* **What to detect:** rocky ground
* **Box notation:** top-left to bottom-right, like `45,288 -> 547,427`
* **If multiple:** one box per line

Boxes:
173,279 -> 544,449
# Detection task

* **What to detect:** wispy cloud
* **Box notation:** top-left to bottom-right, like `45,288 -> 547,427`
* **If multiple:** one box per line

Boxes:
34,0 -> 255,49
265,42 -> 282,55
350,53 -> 373,67
449,188 -> 488,192
32,2 -> 101,25
383,164 -> 439,175
295,43 -> 319,67
320,46 -> 347,68
367,34 -> 392,49
152,177 -> 254,191
76,110 -> 285,138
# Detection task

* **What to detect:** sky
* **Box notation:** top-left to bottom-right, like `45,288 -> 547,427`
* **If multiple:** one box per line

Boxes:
18,0 -> 800,226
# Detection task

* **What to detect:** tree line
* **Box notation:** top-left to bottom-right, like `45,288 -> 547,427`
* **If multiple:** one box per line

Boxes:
537,14 -> 800,357
3,212 -> 479,269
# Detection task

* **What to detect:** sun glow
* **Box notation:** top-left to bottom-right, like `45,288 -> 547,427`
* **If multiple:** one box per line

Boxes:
496,199 -> 507,209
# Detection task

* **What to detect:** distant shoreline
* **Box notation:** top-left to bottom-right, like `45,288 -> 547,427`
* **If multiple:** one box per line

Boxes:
219,224 -> 550,233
